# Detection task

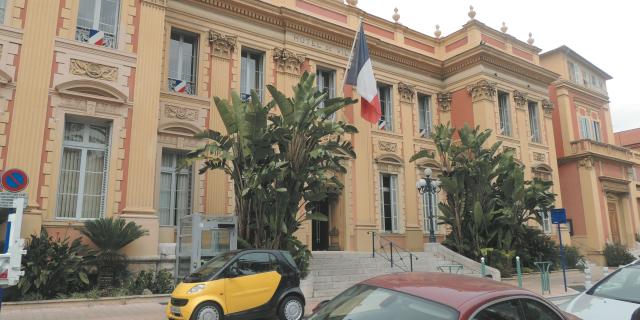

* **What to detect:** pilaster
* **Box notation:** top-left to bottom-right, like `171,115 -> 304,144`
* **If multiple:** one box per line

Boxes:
577,157 -> 606,253
467,79 -> 497,145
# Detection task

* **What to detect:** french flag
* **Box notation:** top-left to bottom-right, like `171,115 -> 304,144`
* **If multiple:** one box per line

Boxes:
344,22 -> 381,124
88,29 -> 105,46
173,80 -> 187,93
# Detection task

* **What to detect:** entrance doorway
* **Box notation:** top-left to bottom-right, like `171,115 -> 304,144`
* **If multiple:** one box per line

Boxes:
607,200 -> 621,244
312,201 -> 330,251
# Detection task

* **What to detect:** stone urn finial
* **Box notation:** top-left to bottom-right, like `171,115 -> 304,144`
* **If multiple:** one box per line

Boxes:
527,32 -> 535,45
392,7 -> 400,23
346,0 -> 357,6
468,5 -> 476,20
501,22 -> 508,33
434,24 -> 442,38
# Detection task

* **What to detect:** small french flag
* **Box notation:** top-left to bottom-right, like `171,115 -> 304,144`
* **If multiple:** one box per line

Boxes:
173,80 -> 187,93
88,29 -> 105,46
377,119 -> 386,130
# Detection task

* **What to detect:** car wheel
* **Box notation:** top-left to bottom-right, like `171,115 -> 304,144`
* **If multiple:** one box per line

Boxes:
191,302 -> 223,320
278,295 -> 304,320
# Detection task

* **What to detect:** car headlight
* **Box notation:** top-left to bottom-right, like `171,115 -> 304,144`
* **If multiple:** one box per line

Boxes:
187,284 -> 205,294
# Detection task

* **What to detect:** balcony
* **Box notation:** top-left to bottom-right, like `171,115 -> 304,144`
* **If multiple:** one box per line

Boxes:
569,139 -> 638,163
168,78 -> 196,96
75,26 -> 117,49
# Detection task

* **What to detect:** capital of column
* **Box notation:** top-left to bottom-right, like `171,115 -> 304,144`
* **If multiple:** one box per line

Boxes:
397,82 -> 415,104
273,47 -> 306,76
467,80 -> 496,103
209,30 -> 237,59
437,92 -> 452,111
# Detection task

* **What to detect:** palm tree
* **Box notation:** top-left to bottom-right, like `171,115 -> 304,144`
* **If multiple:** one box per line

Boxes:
82,217 -> 148,288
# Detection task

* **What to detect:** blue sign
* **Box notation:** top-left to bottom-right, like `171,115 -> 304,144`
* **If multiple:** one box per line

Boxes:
551,208 -> 567,224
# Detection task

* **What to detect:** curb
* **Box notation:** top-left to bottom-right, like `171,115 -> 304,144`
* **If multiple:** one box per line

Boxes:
2,294 -> 170,310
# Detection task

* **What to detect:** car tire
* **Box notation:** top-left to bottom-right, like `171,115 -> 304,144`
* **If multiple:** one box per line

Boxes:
190,302 -> 223,320
278,295 -> 305,320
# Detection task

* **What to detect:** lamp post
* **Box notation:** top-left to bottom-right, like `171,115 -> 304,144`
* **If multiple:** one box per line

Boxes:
416,168 -> 441,243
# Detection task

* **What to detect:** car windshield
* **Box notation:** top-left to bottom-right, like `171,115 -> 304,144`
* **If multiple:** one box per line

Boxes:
589,265 -> 640,304
308,284 -> 458,320
185,251 -> 236,282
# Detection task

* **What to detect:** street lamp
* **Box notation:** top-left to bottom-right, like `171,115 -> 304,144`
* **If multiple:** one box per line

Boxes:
416,168 -> 441,243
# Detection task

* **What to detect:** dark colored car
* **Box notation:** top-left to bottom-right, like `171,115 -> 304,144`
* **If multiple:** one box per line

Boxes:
167,249 -> 305,320
308,272 -> 580,320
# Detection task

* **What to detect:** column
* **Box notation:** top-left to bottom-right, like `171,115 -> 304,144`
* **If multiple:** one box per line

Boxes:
5,0 -> 60,236
467,80 -> 498,146
205,30 -> 237,216
121,0 -> 166,257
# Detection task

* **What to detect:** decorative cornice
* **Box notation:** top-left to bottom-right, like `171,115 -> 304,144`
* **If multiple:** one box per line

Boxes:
467,80 -> 496,102
542,99 -> 553,116
209,30 -> 237,59
437,92 -> 452,112
69,59 -> 118,81
165,105 -> 198,121
141,0 -> 167,8
513,90 -> 528,108
273,47 -> 306,75
397,82 -> 415,103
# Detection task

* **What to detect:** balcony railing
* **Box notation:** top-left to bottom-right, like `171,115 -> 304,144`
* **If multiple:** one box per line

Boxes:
570,139 -> 636,162
168,78 -> 196,96
75,26 -> 116,49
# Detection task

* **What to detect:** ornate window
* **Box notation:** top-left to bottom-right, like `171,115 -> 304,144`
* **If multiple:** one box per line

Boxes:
498,91 -> 512,136
168,28 -> 198,95
56,119 -> 111,219
532,165 -> 552,182
528,101 -> 541,143
380,173 -> 398,232
377,84 -> 393,131
76,0 -> 120,49
579,116 -> 591,139
418,94 -> 432,138
159,150 -> 193,226
317,68 -> 336,120
240,48 -> 264,102
592,120 -> 602,142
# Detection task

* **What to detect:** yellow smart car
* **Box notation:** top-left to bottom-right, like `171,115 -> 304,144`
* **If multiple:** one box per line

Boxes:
167,249 -> 305,320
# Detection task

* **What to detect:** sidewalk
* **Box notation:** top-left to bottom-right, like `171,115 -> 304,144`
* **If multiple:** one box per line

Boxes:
502,267 -> 608,299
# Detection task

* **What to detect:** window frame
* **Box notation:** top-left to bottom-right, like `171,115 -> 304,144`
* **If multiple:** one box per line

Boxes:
542,211 -> 552,234
240,48 -> 265,103
418,94 -> 433,138
471,296 -> 564,320
497,91 -> 512,136
377,83 -> 393,131
579,116 -> 592,139
316,67 -> 337,120
76,0 -> 121,49
592,120 -> 602,142
528,101 -> 541,143
0,0 -> 6,25
158,149 -> 194,227
230,252 -> 279,276
380,173 -> 398,233
56,118 -> 112,220
168,28 -> 199,96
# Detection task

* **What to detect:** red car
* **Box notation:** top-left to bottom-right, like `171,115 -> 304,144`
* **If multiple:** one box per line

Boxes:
308,272 -> 580,320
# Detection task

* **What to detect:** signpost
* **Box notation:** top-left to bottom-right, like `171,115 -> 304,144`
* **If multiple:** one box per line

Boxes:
551,208 -> 568,292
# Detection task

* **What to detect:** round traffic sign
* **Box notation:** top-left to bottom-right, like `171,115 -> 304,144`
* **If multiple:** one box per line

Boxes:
2,169 -> 28,193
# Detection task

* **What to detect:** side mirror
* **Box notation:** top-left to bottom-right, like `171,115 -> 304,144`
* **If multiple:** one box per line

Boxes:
312,300 -> 330,313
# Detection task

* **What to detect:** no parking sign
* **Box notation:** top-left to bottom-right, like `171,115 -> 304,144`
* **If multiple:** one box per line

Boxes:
1,169 -> 28,193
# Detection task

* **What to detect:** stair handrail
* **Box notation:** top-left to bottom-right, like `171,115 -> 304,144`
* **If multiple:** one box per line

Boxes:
367,231 -> 418,272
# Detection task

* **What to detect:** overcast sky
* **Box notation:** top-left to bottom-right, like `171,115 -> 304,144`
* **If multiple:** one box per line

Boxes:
357,0 -> 639,132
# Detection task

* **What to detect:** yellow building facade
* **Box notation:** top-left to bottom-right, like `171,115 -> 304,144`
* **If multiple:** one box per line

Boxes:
1,0 -> 636,262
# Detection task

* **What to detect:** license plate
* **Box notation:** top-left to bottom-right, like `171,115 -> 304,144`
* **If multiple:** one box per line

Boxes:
170,306 -> 181,315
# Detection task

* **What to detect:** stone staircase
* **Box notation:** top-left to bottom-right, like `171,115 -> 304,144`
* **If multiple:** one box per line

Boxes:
301,243 -> 500,305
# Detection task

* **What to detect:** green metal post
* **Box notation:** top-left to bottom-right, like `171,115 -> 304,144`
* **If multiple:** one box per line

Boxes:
516,256 -> 522,288
480,257 -> 486,277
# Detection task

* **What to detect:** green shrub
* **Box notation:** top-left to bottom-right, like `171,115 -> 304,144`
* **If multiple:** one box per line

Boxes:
487,249 -> 515,278
603,243 -> 635,267
562,246 -> 586,270
15,228 -> 90,301
127,269 -> 174,295
514,227 -> 559,270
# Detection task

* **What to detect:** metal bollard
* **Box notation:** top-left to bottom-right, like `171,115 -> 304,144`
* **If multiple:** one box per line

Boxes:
584,265 -> 592,289
480,257 -> 486,277
603,266 -> 609,278
516,256 -> 522,288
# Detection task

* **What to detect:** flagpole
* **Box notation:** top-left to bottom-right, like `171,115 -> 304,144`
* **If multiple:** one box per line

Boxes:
341,16 -> 364,88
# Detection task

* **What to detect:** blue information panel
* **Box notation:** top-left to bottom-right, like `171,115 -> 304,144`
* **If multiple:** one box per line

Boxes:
551,208 -> 567,224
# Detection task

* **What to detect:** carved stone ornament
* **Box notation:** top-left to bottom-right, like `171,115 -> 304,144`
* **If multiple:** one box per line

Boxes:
467,80 -> 496,102
533,152 -> 546,162
70,59 -> 118,82
437,92 -> 452,112
542,99 -> 554,115
273,48 -> 306,75
579,156 -> 594,169
141,0 -> 167,7
209,30 -> 237,59
397,82 -> 415,103
165,105 -> 198,121
513,90 -> 528,108
378,141 -> 397,152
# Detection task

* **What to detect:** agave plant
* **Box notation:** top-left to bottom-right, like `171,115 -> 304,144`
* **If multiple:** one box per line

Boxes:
82,217 -> 148,288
